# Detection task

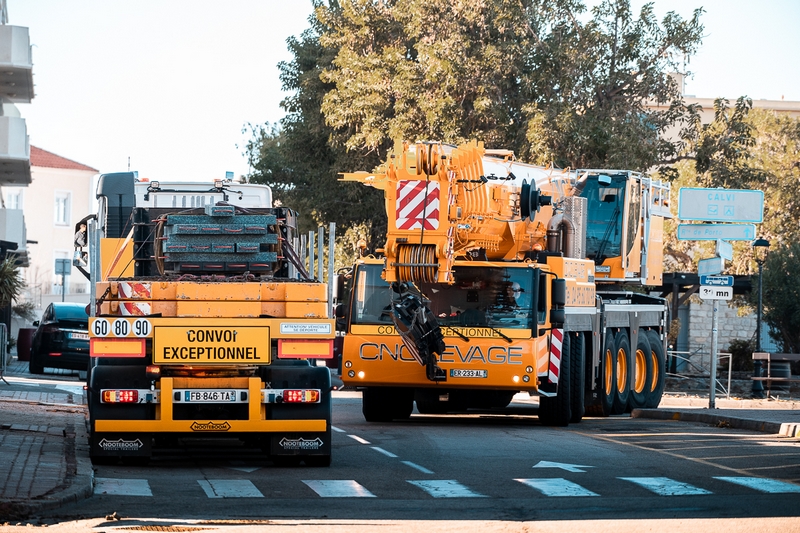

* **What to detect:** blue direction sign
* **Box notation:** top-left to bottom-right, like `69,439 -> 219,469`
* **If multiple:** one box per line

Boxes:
678,188 -> 764,223
700,275 -> 733,286
677,223 -> 756,241
698,256 -> 724,276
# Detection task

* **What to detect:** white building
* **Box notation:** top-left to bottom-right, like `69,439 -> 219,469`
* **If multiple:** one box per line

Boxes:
3,145 -> 97,310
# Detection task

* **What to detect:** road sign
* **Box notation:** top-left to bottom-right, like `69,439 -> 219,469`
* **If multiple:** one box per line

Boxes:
700,275 -> 733,286
678,188 -> 764,223
715,239 -> 733,261
54,258 -> 71,275
699,286 -> 733,300
698,256 -> 724,276
676,223 -> 756,241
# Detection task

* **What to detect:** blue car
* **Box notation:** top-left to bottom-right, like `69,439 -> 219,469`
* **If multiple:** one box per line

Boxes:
29,302 -> 90,374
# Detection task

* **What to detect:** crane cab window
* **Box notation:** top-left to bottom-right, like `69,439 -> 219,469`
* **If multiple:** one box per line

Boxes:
580,174 -> 628,262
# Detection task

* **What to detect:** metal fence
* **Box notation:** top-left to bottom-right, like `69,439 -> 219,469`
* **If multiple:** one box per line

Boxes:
667,348 -> 734,399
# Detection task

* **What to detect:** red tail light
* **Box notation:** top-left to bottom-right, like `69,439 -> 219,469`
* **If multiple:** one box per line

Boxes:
102,390 -> 139,403
282,389 -> 320,403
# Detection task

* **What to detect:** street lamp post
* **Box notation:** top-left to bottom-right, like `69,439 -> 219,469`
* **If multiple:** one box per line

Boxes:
752,237 -> 770,399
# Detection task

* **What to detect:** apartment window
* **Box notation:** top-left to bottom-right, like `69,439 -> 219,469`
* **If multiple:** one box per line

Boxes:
5,189 -> 22,210
54,191 -> 71,226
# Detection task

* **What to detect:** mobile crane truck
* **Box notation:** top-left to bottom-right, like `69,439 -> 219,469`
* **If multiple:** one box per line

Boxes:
76,174 -> 334,464
338,140 -> 670,426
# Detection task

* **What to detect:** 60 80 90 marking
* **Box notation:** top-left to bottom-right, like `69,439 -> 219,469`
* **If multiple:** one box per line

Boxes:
91,318 -> 152,338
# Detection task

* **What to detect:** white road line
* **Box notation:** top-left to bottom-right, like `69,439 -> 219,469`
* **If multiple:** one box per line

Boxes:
619,477 -> 712,496
401,461 -> 434,474
348,434 -> 371,444
371,446 -> 398,458
197,479 -> 264,498
515,478 -> 599,497
331,426 -> 346,433
715,476 -> 800,493
408,480 -> 486,498
94,478 -> 152,497
303,479 -> 376,498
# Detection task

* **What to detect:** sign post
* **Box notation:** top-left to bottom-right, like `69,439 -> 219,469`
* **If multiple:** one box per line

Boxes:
55,258 -> 70,302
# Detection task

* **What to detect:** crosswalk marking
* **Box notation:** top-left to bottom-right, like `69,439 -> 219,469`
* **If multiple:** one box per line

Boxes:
91,475 -> 800,499
94,478 -> 152,496
407,480 -> 486,498
197,479 -> 263,498
515,478 -> 599,497
302,479 -> 376,497
619,477 -> 712,496
715,476 -> 800,493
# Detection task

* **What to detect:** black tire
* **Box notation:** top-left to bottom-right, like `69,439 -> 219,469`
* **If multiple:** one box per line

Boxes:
645,330 -> 667,408
362,387 -> 413,422
612,330 -> 632,414
629,332 -> 653,409
569,332 -> 585,423
587,330 -> 615,417
28,353 -> 44,374
303,455 -> 332,467
539,332 -> 571,427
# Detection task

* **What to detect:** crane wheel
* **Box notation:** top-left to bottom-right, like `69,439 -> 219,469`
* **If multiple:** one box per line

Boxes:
629,332 -> 653,409
644,330 -> 666,408
612,330 -> 632,414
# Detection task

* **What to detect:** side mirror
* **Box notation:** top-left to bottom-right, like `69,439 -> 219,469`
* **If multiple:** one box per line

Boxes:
334,304 -> 346,320
33,320 -> 40,327
550,309 -> 565,326
551,278 -> 566,307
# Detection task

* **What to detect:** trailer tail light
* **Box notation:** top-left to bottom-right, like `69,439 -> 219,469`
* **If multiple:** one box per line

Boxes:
145,365 -> 161,379
102,390 -> 139,403
282,389 -> 320,403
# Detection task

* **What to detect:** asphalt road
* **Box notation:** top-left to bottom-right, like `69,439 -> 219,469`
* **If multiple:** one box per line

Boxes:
32,389 -> 800,525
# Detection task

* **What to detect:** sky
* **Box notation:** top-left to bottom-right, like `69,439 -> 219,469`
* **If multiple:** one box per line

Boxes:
10,0 -> 800,182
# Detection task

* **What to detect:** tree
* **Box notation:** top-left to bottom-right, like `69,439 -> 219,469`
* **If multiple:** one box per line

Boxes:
761,243 -> 800,353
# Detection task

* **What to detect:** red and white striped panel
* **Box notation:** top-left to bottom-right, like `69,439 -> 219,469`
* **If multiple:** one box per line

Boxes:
118,282 -> 152,316
547,328 -> 563,385
396,180 -> 440,230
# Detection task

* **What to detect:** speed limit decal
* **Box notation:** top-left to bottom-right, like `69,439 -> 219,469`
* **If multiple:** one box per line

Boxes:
90,318 -> 152,338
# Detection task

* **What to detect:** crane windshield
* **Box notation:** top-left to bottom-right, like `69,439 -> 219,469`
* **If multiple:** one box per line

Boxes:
351,264 -> 537,330
580,174 -> 627,262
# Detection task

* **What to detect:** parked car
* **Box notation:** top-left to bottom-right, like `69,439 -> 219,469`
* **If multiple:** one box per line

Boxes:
29,302 -> 90,374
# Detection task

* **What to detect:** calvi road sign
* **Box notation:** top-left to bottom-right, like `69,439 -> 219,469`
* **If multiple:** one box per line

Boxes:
678,188 -> 764,223
699,286 -> 733,300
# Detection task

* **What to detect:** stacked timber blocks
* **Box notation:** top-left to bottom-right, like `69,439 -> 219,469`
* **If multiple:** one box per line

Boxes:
162,205 -> 278,274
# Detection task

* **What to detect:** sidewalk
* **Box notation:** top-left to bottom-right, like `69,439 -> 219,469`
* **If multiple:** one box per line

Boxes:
0,354 -> 798,521
0,356 -> 93,521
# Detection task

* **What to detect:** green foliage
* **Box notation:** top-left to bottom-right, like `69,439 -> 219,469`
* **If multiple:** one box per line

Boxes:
760,243 -> 800,354
12,300 -> 37,322
0,258 -> 24,306
725,338 -> 754,372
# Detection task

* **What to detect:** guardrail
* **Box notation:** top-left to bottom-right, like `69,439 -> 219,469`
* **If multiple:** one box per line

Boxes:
667,348 -> 734,399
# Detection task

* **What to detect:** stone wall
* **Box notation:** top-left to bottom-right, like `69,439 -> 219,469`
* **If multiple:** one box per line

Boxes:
686,300 -> 756,371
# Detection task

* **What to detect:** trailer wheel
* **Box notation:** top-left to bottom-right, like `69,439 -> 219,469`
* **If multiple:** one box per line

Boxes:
629,332 -> 653,409
539,332 -> 571,427
569,332 -> 585,423
362,387 -> 413,422
589,330 -> 616,417
645,330 -> 666,408
303,455 -> 332,467
612,330 -> 632,414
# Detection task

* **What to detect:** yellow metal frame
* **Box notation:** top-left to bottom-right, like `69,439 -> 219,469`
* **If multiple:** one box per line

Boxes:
94,377 -> 327,433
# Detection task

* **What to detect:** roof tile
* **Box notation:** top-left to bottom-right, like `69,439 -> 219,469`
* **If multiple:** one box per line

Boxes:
30,145 -> 98,172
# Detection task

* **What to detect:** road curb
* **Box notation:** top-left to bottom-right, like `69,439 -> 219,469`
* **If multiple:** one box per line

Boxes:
631,408 -> 794,435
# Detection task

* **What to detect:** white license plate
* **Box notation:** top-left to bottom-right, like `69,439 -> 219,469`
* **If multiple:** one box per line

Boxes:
70,332 -> 89,340
186,390 -> 236,403
450,369 -> 487,378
